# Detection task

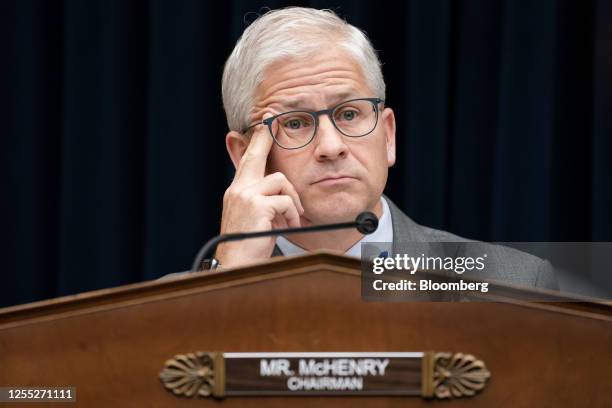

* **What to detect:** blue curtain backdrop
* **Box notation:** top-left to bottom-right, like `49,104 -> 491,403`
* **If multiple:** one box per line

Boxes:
1,0 -> 610,307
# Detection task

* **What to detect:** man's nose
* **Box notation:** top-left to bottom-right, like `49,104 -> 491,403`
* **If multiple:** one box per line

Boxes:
313,114 -> 348,161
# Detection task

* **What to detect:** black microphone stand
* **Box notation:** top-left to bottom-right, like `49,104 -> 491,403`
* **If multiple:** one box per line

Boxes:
191,212 -> 377,272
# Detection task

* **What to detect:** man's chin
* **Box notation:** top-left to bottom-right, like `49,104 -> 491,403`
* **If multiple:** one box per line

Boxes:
303,192 -> 369,224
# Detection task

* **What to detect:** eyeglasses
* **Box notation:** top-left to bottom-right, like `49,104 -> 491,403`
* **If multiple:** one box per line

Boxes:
242,97 -> 385,150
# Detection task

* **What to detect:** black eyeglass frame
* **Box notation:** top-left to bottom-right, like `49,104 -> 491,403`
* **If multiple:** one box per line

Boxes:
242,97 -> 385,150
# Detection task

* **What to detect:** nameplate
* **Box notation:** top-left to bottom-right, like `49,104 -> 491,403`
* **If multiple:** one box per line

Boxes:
159,351 -> 490,400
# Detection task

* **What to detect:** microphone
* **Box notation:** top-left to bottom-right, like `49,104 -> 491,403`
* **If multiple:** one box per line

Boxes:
191,211 -> 379,272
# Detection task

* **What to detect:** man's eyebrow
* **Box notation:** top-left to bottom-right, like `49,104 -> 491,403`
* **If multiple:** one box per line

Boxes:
283,99 -> 307,109
327,91 -> 356,106
280,91 -> 358,110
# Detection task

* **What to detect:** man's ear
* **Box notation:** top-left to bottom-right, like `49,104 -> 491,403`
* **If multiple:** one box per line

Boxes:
381,107 -> 396,167
226,130 -> 249,170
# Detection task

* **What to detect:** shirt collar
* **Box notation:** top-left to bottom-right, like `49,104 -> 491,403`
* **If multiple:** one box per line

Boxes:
275,196 -> 393,258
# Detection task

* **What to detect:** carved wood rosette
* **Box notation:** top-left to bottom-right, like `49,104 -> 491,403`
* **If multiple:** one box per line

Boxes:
159,352 -> 225,398
422,352 -> 491,399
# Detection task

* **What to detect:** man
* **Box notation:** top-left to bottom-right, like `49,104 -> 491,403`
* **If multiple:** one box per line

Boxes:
206,7 -> 557,289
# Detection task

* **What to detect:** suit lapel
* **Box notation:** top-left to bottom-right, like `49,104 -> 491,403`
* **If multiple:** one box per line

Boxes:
383,195 -> 427,245
271,245 -> 284,257
384,194 -> 460,260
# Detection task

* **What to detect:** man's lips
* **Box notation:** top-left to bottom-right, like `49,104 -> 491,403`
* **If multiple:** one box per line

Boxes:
311,175 -> 358,185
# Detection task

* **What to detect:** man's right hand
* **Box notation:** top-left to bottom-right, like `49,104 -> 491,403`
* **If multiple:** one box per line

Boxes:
216,114 -> 305,267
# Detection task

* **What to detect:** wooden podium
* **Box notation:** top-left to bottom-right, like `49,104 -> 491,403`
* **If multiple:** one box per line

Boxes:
1,251 -> 610,407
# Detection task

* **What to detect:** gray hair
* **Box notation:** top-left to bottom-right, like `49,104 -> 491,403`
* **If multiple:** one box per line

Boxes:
221,7 -> 386,132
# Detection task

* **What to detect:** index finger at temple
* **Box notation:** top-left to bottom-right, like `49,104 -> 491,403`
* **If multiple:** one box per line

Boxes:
235,113 -> 274,184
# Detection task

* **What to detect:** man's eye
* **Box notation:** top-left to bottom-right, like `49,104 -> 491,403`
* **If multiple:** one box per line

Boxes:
340,110 -> 358,121
288,120 -> 302,129
283,118 -> 310,130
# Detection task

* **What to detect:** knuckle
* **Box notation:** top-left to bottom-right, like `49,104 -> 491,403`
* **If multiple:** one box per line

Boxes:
241,151 -> 259,164
238,189 -> 252,203
272,171 -> 287,182
250,195 -> 263,209
223,186 -> 237,203
282,195 -> 293,207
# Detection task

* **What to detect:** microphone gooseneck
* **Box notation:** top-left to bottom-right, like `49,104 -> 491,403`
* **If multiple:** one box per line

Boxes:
191,211 -> 379,272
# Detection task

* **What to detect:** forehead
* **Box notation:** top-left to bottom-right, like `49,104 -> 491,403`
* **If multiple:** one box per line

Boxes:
254,47 -> 371,109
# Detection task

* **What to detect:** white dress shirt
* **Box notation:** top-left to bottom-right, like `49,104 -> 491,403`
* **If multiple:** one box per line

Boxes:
275,196 -> 393,258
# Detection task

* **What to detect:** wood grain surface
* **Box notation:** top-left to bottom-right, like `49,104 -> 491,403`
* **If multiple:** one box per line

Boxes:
0,252 -> 610,407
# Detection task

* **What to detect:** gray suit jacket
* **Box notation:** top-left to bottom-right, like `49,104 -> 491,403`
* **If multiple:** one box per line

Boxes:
272,195 -> 559,290
167,196 -> 558,290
